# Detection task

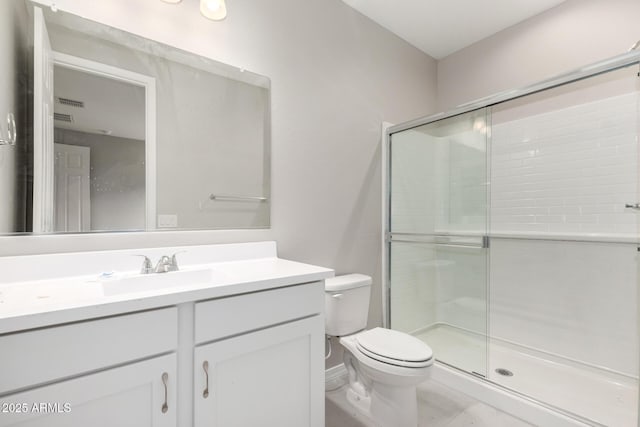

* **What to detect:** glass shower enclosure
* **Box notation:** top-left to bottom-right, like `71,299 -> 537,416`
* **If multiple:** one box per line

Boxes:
385,52 -> 640,426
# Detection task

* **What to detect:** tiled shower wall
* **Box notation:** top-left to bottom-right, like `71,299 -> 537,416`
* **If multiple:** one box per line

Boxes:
491,92 -> 638,235
488,89 -> 638,374
490,237 -> 637,375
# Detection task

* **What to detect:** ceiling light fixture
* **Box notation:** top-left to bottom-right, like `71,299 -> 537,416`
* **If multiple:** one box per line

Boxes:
200,0 -> 227,21
161,0 -> 226,21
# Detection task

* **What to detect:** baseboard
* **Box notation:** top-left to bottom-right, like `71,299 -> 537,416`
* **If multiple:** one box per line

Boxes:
325,363 -> 348,391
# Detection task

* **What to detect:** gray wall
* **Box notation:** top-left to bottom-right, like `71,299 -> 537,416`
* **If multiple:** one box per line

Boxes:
437,0 -> 640,110
0,0 -> 30,232
54,128 -> 146,231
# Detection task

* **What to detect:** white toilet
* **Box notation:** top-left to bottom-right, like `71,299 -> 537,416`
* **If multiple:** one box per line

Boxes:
325,274 -> 433,427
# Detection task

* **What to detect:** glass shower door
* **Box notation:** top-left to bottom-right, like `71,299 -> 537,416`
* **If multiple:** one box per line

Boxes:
387,109 -> 489,376
485,65 -> 640,426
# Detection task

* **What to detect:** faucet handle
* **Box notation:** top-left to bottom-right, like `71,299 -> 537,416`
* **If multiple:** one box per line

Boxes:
169,251 -> 186,272
134,255 -> 154,274
155,255 -> 172,273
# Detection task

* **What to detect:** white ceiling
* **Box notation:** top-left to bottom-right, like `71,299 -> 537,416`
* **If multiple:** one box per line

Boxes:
342,0 -> 566,59
54,66 -> 146,141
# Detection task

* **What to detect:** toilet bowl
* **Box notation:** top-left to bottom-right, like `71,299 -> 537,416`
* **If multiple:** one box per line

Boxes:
325,274 -> 433,427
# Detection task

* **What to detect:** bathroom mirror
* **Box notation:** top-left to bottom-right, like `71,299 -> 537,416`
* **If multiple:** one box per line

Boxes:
0,0 -> 270,234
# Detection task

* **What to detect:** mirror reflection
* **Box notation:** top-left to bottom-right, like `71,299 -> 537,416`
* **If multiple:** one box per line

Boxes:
0,0 -> 271,234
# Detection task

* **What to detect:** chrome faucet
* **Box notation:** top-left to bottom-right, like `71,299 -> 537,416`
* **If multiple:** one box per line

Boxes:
135,252 -> 184,274
169,252 -> 183,271
155,255 -> 172,273
135,255 -> 154,274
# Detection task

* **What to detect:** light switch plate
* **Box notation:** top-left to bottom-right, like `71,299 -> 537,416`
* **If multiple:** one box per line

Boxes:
157,214 -> 178,228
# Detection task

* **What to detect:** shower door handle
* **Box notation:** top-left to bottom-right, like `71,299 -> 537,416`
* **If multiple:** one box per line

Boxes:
625,203 -> 640,210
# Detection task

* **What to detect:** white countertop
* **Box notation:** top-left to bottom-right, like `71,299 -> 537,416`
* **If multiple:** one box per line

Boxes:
0,242 -> 334,334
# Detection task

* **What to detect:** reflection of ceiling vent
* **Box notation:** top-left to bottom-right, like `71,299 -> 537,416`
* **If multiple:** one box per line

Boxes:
57,97 -> 84,108
53,112 -> 73,122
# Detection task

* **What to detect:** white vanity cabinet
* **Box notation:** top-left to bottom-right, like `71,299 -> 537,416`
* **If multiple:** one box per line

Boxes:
0,308 -> 179,427
0,354 -> 177,427
192,282 -> 325,427
0,243 -> 332,427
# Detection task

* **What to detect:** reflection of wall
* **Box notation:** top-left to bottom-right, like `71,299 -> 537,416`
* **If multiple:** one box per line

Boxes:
54,128 -> 145,231
157,66 -> 268,229
48,26 -> 269,230
0,0 -> 30,233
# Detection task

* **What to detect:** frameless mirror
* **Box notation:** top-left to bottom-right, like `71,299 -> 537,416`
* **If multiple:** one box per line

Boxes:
0,0 -> 270,234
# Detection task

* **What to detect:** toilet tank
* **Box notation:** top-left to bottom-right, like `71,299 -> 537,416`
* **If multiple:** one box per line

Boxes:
324,274 -> 372,336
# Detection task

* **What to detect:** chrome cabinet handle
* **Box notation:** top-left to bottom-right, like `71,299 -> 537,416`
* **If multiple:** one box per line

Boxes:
625,203 -> 640,210
203,361 -> 209,398
161,372 -> 169,414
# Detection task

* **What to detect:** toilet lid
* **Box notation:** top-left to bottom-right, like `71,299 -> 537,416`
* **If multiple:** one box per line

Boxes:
355,328 -> 433,368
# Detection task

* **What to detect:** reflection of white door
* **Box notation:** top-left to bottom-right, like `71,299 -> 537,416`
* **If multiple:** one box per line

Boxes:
54,143 -> 90,232
33,6 -> 55,233
53,53 -> 157,230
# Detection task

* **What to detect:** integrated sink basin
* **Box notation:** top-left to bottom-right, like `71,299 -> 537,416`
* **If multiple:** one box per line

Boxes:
101,268 -> 227,296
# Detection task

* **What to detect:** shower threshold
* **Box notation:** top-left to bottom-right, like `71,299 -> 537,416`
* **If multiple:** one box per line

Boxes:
414,324 -> 637,426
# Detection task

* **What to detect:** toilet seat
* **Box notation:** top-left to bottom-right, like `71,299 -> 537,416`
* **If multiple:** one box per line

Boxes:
355,328 -> 433,368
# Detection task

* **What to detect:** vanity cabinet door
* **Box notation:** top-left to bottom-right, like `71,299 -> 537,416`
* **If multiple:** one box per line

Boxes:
0,354 -> 177,427
194,315 -> 324,427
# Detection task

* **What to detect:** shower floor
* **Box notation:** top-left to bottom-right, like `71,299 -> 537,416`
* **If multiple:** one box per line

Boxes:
414,324 -> 637,427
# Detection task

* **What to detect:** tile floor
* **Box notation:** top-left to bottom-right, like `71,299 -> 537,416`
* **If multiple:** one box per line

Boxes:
326,380 -> 534,427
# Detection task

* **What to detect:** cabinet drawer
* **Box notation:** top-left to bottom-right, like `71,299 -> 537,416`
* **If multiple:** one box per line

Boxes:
194,282 -> 323,344
0,307 -> 177,394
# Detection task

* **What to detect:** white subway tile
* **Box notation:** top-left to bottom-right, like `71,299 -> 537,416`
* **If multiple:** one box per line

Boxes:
580,204 -> 620,215
565,214 -> 598,223
535,198 -> 565,207
546,223 -> 582,233
549,206 -> 580,215
535,215 -> 566,223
